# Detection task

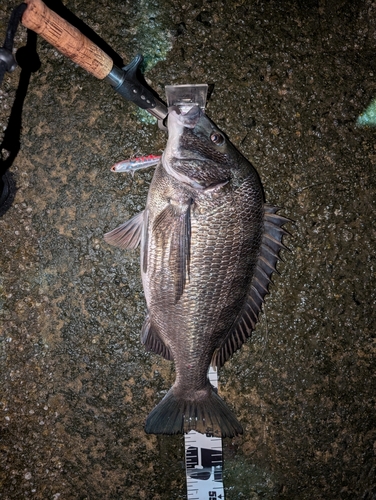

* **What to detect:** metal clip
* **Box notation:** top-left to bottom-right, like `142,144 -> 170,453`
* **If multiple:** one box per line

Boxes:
0,48 -> 17,72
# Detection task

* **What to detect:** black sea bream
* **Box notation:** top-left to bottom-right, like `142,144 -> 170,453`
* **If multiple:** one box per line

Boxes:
105,105 -> 289,437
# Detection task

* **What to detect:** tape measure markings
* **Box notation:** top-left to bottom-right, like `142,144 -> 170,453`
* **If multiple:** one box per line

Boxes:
184,366 -> 225,500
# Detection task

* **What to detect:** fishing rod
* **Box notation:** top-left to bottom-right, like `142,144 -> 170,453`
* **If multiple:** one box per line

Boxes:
0,0 -> 208,213
20,0 -> 168,120
20,0 -> 208,121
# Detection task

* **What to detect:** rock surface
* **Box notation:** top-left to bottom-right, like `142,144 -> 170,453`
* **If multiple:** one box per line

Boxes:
0,0 -> 375,498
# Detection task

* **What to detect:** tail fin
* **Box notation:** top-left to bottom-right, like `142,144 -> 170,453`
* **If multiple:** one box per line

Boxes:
145,385 -> 243,438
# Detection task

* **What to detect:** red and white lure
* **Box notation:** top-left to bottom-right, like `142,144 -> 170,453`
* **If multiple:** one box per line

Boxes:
110,154 -> 161,174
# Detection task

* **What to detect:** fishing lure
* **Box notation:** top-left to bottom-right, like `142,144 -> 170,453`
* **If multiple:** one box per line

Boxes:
110,155 -> 161,174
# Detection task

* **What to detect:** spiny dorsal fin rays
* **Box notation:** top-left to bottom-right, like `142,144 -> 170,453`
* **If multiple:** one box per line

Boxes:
264,206 -> 291,231
258,254 -> 280,275
263,232 -> 290,252
212,205 -> 291,368
264,220 -> 290,239
252,276 -> 270,294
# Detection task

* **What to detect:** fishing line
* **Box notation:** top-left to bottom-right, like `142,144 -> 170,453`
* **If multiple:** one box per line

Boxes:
0,4 -> 26,215
0,3 -> 42,216
0,3 -> 26,84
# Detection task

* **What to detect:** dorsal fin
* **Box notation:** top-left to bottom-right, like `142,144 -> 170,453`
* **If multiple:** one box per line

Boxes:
104,210 -> 144,249
212,205 -> 291,368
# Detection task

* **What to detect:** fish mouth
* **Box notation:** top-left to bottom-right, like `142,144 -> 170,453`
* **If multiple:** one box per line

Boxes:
168,105 -> 201,129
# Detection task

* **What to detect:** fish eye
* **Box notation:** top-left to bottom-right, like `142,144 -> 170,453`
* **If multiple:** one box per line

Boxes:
210,132 -> 225,145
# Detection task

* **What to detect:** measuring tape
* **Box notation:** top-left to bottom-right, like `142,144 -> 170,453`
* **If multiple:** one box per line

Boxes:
184,367 -> 225,500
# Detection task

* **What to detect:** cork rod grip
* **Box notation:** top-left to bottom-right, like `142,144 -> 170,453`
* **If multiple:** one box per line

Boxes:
22,0 -> 113,79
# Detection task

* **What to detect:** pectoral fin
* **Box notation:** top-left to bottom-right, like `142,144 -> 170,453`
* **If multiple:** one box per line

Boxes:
153,200 -> 192,302
104,210 -> 144,249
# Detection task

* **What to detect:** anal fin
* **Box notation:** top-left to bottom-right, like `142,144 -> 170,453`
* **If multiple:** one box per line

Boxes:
141,315 -> 172,361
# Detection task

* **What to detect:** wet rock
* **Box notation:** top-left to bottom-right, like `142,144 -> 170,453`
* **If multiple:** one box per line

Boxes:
0,0 -> 375,498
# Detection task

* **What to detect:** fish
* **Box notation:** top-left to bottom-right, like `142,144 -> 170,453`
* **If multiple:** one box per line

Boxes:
104,105 -> 289,437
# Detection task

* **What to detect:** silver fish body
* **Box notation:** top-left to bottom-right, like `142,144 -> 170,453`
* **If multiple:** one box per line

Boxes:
105,105 -> 289,437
